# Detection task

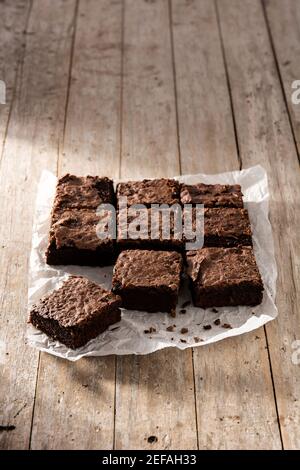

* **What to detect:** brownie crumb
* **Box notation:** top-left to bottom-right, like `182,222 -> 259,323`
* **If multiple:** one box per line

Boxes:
179,309 -> 186,314
180,339 -> 187,343
222,323 -> 232,329
194,337 -> 203,343
169,309 -> 176,318
203,324 -> 212,330
214,319 -> 221,326
144,327 -> 156,334
147,435 -> 158,444
181,300 -> 191,308
166,326 -> 174,332
171,337 -> 174,341
180,327 -> 188,334
212,308 -> 219,313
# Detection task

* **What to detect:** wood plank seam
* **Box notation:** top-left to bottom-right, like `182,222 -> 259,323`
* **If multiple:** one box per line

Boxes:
57,0 -> 80,175
261,0 -> 300,167
28,0 -> 79,449
215,0 -> 284,449
168,0 -> 182,175
114,0 -> 125,451
263,325 -> 284,449
168,0 -> 198,449
214,0 -> 241,170
28,354 -> 41,450
118,0 -> 125,180
0,0 -> 33,167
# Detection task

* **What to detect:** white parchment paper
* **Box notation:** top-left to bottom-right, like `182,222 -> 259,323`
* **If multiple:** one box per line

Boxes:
27,165 -> 277,360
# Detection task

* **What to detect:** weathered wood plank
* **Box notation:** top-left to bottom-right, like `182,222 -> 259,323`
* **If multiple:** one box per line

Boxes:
263,0 -> 300,157
120,0 -> 180,179
0,0 -> 76,450
171,0 -> 282,450
31,0 -> 123,450
217,0 -> 300,449
0,0 -> 31,146
115,0 -> 198,450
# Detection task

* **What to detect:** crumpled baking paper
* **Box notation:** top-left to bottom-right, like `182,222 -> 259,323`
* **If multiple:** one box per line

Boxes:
27,165 -> 277,360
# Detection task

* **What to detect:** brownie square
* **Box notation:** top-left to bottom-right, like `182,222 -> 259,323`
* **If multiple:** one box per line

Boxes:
52,174 -> 115,215
117,207 -> 184,252
46,209 -> 115,266
46,174 -> 116,266
186,247 -> 263,308
112,250 -> 183,312
29,276 -> 121,349
116,178 -> 180,208
203,208 -> 252,247
180,183 -> 243,208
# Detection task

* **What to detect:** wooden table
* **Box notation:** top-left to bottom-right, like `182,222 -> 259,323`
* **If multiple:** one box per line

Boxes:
0,0 -> 299,450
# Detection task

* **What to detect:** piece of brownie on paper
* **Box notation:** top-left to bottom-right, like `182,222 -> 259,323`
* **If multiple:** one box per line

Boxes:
112,250 -> 183,313
52,174 -> 114,216
117,206 -> 184,252
46,174 -> 115,266
116,178 -> 180,208
186,246 -> 263,308
180,183 -> 243,208
46,209 -> 114,266
29,276 -> 121,349
204,208 -> 252,247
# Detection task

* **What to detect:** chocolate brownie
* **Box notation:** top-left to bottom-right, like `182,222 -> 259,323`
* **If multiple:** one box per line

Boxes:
117,206 -> 184,251
184,207 -> 252,248
52,174 -> 114,215
29,276 -> 121,349
186,247 -> 263,308
112,250 -> 183,312
46,209 -> 115,266
180,183 -> 243,208
204,208 -> 252,247
46,174 -> 115,266
116,178 -> 180,207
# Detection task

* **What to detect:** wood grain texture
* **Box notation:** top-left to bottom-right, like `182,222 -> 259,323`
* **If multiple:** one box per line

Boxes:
263,0 -> 300,158
120,0 -> 180,179
171,0 -> 282,449
0,0 -> 76,450
114,0 -> 198,450
30,0 -> 123,450
0,0 -> 31,148
59,0 -> 123,176
217,0 -> 300,449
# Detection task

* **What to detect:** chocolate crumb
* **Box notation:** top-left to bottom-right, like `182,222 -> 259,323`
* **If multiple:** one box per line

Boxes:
212,308 -> 218,313
180,327 -> 188,334
214,319 -> 221,326
179,309 -> 186,314
144,327 -> 156,334
147,435 -> 158,444
169,309 -> 176,318
180,339 -> 187,343
171,337 -> 174,340
166,326 -> 174,332
203,324 -> 212,330
222,323 -> 232,329
194,337 -> 203,343
181,300 -> 191,308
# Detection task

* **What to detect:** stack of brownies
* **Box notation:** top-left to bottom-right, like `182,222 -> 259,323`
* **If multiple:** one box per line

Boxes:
29,175 -> 263,349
